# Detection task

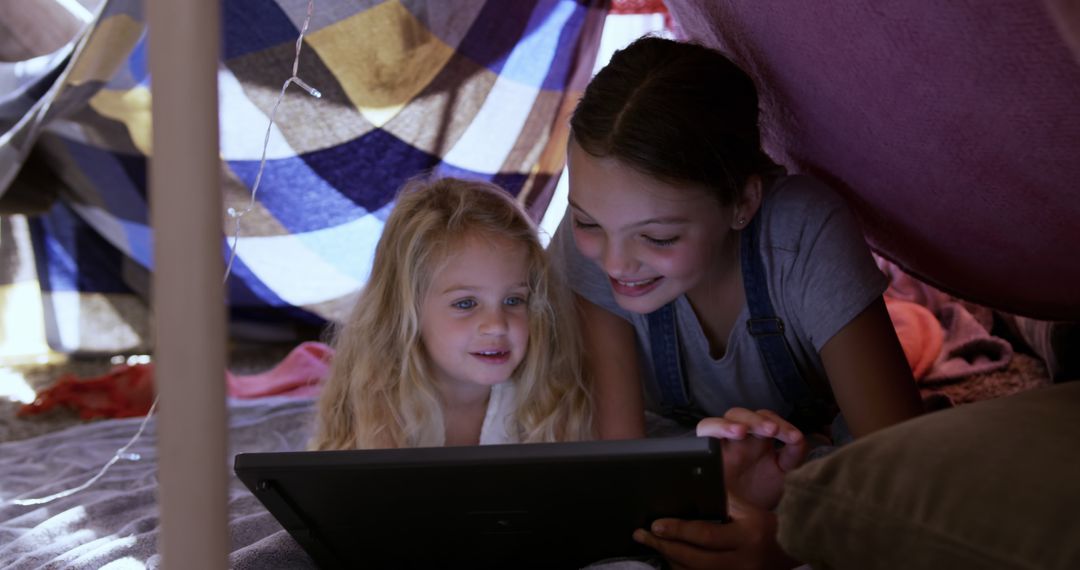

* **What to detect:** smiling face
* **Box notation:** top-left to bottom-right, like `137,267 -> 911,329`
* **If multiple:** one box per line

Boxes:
567,141 -> 741,315
419,233 -> 531,397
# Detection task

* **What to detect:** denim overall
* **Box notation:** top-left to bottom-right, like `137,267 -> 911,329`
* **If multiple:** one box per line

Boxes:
644,213 -> 836,434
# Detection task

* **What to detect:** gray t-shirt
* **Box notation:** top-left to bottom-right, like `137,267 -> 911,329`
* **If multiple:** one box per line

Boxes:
548,175 -> 888,420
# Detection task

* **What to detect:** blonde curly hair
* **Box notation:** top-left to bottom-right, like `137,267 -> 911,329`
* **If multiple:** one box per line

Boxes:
311,177 -> 593,449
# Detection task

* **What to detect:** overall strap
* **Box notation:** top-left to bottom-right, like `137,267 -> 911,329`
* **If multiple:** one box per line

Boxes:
741,213 -> 833,432
646,303 -> 704,426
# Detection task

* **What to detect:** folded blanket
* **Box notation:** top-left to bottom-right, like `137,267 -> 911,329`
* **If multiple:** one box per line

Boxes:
927,303 -> 1013,383
877,257 -> 1012,384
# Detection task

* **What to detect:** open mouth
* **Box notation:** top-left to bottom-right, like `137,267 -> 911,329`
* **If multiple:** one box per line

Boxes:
609,276 -> 662,297
471,350 -> 511,363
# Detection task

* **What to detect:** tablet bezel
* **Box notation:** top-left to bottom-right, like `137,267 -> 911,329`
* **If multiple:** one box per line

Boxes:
234,437 -> 727,569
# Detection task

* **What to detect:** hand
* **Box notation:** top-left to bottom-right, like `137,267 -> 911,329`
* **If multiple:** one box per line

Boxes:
696,408 -> 806,510
632,494 -> 801,570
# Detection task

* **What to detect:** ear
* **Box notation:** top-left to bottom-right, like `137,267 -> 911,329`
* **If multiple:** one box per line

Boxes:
731,175 -> 763,230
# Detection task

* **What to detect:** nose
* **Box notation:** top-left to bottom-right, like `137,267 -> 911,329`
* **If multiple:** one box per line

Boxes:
478,305 -> 509,336
601,240 -> 638,278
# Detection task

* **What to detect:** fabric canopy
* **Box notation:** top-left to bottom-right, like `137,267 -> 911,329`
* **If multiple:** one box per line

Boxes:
0,0 -> 605,352
667,0 -> 1080,321
4,0 -> 1078,356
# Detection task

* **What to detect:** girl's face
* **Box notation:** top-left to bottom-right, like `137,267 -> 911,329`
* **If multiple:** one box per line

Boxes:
567,141 -> 737,315
419,233 -> 531,396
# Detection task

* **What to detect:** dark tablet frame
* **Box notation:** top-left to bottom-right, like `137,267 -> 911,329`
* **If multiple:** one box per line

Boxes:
234,437 -> 727,569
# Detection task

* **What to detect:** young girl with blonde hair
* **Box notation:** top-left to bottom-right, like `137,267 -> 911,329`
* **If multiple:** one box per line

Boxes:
311,177 -> 592,449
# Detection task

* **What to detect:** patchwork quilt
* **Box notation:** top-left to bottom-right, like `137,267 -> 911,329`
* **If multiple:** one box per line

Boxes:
0,0 -> 606,353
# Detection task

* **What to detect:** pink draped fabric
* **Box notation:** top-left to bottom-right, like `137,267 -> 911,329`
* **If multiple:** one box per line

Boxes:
666,1 -> 1080,320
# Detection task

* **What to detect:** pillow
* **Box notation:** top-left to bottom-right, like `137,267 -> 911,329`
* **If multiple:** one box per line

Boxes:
777,382 -> 1080,569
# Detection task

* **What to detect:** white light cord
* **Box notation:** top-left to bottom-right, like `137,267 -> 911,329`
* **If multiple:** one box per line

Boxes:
9,0 -> 320,507
13,398 -> 159,506
55,0 -> 94,23
224,0 -> 321,283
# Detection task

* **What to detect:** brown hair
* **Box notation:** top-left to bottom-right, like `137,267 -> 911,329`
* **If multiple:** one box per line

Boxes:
570,36 -> 777,204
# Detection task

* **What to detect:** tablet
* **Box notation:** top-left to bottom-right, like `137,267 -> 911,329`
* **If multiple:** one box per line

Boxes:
234,437 -> 726,569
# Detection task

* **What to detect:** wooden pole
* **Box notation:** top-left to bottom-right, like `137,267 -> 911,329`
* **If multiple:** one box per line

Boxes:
147,0 -> 228,567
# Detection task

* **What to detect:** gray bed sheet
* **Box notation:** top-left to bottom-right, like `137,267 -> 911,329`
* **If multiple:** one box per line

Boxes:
1,396 -> 679,569
0,396 -> 317,569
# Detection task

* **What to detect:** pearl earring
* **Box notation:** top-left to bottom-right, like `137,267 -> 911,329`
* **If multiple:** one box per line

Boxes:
737,216 -> 746,226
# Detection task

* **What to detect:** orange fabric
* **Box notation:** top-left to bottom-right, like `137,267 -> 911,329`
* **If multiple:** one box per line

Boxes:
878,255 -> 1013,383
18,342 -> 335,420
18,363 -> 155,420
885,297 -> 944,380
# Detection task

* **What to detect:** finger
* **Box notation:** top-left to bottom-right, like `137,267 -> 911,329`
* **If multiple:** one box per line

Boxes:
649,518 -> 741,550
720,437 -> 767,470
633,529 -> 736,569
727,493 -> 750,517
751,409 -> 807,471
722,408 -> 779,438
696,417 -> 748,439
776,434 -> 808,472
755,409 -> 804,444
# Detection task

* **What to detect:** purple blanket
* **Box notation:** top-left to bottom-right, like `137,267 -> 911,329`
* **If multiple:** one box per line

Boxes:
667,0 -> 1080,320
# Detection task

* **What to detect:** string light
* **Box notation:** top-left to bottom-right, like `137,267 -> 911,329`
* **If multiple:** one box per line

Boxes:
9,0 -> 320,508
224,0 -> 321,283
13,399 -> 159,506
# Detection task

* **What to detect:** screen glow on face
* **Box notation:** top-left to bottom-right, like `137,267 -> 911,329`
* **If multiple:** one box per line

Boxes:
567,142 -> 736,315
419,234 -> 531,397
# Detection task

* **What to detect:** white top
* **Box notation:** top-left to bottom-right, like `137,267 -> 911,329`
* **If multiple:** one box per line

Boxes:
478,381 -> 519,445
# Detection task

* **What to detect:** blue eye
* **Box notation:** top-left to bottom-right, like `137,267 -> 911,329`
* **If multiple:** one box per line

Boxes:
452,299 -> 477,310
504,296 -> 527,307
644,235 -> 679,246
